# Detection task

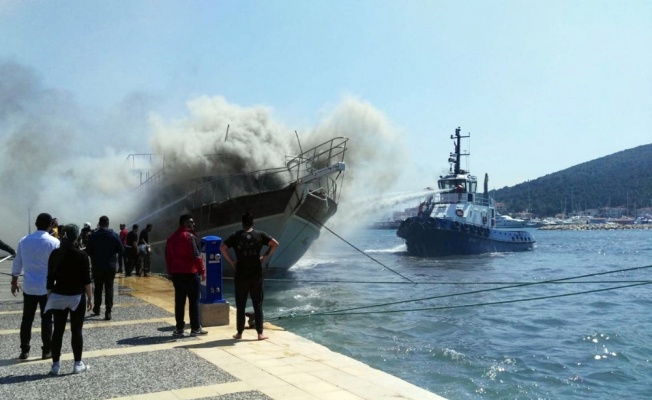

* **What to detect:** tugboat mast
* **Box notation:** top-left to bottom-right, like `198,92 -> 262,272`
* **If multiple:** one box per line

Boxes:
451,127 -> 470,175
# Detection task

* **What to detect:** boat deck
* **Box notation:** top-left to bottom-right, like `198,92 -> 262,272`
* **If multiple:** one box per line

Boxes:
0,264 -> 445,400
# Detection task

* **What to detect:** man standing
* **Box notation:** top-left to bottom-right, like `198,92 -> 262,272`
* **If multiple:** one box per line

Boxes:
220,212 -> 278,341
165,214 -> 207,337
125,224 -> 139,276
117,223 -> 128,274
78,222 -> 93,249
49,217 -> 60,238
138,223 -> 153,277
11,213 -> 60,360
85,215 -> 123,320
125,224 -> 140,276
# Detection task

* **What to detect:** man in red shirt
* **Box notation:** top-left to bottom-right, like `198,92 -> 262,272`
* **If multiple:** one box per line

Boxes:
165,214 -> 207,337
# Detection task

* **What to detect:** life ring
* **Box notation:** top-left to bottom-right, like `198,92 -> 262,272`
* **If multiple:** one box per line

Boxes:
491,218 -> 496,227
455,209 -> 464,217
482,216 -> 488,225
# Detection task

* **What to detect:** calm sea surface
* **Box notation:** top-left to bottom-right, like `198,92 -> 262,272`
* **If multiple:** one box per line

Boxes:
225,228 -> 652,399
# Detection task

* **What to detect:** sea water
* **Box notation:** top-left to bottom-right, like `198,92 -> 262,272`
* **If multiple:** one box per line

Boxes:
224,228 -> 652,399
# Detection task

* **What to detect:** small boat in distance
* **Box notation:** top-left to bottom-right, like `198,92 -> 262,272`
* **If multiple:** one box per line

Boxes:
396,127 -> 535,256
367,205 -> 419,229
495,214 -> 527,228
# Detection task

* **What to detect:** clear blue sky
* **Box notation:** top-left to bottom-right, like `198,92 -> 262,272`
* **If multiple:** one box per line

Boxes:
1,0 -> 651,192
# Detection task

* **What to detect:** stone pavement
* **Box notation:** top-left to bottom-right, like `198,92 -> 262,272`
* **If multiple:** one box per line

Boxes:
0,257 -> 445,400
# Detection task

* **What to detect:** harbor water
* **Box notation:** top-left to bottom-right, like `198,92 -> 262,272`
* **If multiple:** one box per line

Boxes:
225,227 -> 652,399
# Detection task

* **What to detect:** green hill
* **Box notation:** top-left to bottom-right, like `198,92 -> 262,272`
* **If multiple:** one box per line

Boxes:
492,143 -> 652,217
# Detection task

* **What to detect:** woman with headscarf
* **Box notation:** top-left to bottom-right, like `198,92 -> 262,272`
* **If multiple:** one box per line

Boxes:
44,224 -> 93,375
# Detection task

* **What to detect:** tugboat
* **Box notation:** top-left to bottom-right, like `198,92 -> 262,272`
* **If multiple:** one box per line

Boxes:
397,127 -> 535,256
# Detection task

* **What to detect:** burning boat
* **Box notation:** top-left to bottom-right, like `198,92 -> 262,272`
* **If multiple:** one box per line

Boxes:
129,136 -> 348,276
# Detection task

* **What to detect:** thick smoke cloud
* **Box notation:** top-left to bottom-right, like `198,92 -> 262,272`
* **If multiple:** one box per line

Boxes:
0,61 -> 411,251
0,61 -> 142,244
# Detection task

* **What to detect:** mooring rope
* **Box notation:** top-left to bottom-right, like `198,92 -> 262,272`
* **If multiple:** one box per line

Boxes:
299,282 -> 652,317
268,264 -> 652,321
306,214 -> 415,283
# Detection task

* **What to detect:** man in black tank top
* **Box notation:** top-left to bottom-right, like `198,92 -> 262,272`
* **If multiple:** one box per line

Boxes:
220,213 -> 279,340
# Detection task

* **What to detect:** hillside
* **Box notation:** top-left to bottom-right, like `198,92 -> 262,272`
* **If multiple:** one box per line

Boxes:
492,143 -> 652,217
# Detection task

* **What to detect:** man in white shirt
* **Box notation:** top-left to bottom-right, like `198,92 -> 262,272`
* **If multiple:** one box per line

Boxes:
12,213 -> 60,360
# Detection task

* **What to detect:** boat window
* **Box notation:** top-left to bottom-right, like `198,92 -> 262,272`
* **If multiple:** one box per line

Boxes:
438,181 -> 458,190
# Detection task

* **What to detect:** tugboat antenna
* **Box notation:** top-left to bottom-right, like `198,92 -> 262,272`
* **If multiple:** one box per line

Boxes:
452,127 -> 470,175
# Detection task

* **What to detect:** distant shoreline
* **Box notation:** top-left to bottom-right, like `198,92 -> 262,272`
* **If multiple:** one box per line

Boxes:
539,223 -> 652,231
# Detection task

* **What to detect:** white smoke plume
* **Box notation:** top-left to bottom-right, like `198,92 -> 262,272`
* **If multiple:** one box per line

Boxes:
0,61 -> 141,245
0,61 -> 412,250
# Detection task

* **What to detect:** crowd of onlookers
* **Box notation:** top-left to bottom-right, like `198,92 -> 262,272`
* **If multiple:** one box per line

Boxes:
2,210 -> 279,376
2,213 -> 154,375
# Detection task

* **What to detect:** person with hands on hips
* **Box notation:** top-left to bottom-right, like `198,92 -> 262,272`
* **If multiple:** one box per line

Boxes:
220,212 -> 279,341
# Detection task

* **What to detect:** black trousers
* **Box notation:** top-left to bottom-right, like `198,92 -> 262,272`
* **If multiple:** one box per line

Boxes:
20,293 -> 52,354
125,248 -> 138,275
235,275 -> 264,334
51,296 -> 86,363
172,274 -> 201,331
92,268 -> 116,314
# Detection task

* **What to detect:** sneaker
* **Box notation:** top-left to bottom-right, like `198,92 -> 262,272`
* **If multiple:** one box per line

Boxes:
42,351 -> 52,360
18,352 -> 29,360
72,361 -> 89,374
172,329 -> 184,337
190,328 -> 208,336
49,363 -> 60,376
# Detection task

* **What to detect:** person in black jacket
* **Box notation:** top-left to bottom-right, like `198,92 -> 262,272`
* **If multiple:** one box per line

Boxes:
85,216 -> 124,320
44,224 -> 92,375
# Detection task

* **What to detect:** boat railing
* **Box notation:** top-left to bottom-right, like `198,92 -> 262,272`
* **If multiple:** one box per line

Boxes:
137,136 -> 348,210
285,137 -> 349,180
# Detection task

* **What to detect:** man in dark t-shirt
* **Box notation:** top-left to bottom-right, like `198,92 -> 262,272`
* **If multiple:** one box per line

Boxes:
220,213 -> 278,340
125,225 -> 139,276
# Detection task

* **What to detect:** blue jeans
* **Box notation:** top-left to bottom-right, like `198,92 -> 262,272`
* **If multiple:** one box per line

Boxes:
171,274 -> 201,331
20,293 -> 52,354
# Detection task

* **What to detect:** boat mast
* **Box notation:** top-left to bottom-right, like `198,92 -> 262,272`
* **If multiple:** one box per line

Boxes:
451,127 -> 470,175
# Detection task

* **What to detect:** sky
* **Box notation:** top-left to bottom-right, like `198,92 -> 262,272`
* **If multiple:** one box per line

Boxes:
1,0 -> 651,240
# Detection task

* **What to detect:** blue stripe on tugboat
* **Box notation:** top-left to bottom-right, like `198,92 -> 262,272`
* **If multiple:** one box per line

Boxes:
396,127 -> 535,257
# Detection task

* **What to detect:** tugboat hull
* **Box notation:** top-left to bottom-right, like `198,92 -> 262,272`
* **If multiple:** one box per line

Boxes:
397,217 -> 534,257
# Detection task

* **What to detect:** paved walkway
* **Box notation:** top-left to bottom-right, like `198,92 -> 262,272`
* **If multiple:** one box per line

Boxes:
0,258 -> 445,400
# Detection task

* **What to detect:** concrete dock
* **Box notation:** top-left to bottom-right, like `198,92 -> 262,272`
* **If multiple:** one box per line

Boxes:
0,260 -> 445,400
